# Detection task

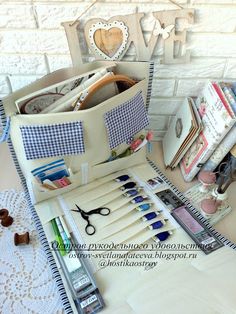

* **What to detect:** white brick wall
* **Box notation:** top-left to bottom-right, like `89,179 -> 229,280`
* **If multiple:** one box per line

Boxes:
0,0 -> 236,140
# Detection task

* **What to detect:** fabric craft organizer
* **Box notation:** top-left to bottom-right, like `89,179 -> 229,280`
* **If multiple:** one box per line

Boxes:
2,60 -> 236,314
4,61 -> 151,205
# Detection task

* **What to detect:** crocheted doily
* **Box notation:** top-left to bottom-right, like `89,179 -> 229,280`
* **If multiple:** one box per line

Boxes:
0,189 -> 64,314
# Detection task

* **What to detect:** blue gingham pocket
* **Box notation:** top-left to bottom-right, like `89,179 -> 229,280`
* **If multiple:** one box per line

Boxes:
20,121 -> 85,160
104,91 -> 149,149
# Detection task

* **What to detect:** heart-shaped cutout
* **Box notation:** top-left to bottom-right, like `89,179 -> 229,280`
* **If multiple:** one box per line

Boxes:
88,21 -> 129,60
94,27 -> 123,58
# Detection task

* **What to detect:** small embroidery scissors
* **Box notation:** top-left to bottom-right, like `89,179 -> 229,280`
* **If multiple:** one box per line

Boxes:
71,204 -> 110,235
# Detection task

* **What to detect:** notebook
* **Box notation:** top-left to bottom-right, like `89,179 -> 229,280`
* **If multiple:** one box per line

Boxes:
162,97 -> 202,169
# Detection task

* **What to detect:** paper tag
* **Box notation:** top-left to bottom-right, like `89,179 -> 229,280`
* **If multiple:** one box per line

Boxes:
80,294 -> 98,309
74,275 -> 90,290
201,237 -> 216,245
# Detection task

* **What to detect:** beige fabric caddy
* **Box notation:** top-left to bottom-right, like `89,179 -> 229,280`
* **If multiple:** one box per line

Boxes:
4,61 -> 150,205
2,60 -> 236,314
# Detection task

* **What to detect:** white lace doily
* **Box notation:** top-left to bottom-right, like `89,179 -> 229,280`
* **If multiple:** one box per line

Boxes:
0,189 -> 64,314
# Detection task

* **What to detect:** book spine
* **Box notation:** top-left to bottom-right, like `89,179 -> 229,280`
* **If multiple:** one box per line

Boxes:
212,82 -> 234,118
180,81 -> 235,182
222,86 -> 236,114
202,124 -> 236,171
180,121 -> 235,181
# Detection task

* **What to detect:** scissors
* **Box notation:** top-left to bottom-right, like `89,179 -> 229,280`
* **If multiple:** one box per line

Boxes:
217,155 -> 236,194
71,204 -> 110,235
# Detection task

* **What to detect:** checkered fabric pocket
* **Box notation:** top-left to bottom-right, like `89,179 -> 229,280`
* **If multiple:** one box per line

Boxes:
104,91 -> 149,149
20,121 -> 85,160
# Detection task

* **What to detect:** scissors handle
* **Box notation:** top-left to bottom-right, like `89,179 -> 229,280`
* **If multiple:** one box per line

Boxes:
88,207 -> 110,216
85,222 -> 96,235
97,207 -> 110,216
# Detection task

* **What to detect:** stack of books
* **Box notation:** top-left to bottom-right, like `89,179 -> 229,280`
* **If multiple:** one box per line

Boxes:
179,81 -> 236,182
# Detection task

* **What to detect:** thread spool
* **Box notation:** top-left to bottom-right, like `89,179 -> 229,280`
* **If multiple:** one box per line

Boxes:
14,232 -> 30,246
200,199 -> 219,218
0,208 -> 14,227
198,171 -> 216,193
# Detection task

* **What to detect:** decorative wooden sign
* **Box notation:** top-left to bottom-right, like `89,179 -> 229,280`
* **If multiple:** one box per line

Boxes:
62,9 -> 194,66
88,21 -> 129,60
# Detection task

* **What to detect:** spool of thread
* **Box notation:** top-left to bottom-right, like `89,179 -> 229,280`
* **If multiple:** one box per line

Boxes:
200,198 -> 221,218
198,171 -> 216,193
14,232 -> 30,246
123,189 -> 139,197
120,182 -> 136,190
0,208 -> 14,227
115,175 -> 130,182
131,195 -> 148,204
142,212 -> 158,221
153,231 -> 172,242
138,204 -> 151,211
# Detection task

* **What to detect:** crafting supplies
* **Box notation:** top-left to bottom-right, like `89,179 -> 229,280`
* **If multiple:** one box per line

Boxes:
149,220 -> 167,230
216,153 -> 236,194
154,182 -> 223,253
60,216 -> 71,239
55,217 -> 71,253
41,183 -> 57,191
137,204 -> 152,211
53,177 -> 71,188
104,91 -> 149,149
53,235 -> 105,314
71,205 -> 110,235
0,208 -> 13,227
75,73 -> 135,111
20,93 -> 64,114
108,131 -> 153,161
131,195 -> 148,204
171,206 -> 223,254
123,188 -> 142,197
142,211 -> 160,221
42,68 -> 113,114
120,181 -> 137,190
156,189 -> 184,210
76,290 -> 105,314
32,159 -> 70,183
51,219 -> 66,256
133,131 -> 153,152
4,55 -> 235,314
14,71 -> 91,114
180,82 -> 236,182
152,231 -> 172,242
42,179 -> 58,189
115,174 -> 130,182
163,97 -> 202,169
146,176 -> 165,190
14,232 -> 30,246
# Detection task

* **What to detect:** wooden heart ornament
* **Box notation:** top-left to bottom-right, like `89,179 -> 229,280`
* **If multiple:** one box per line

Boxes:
88,21 -> 129,60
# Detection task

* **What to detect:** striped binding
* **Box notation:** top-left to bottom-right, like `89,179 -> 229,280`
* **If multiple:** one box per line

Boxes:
146,61 -> 154,110
0,100 -> 73,314
147,158 -> 236,250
